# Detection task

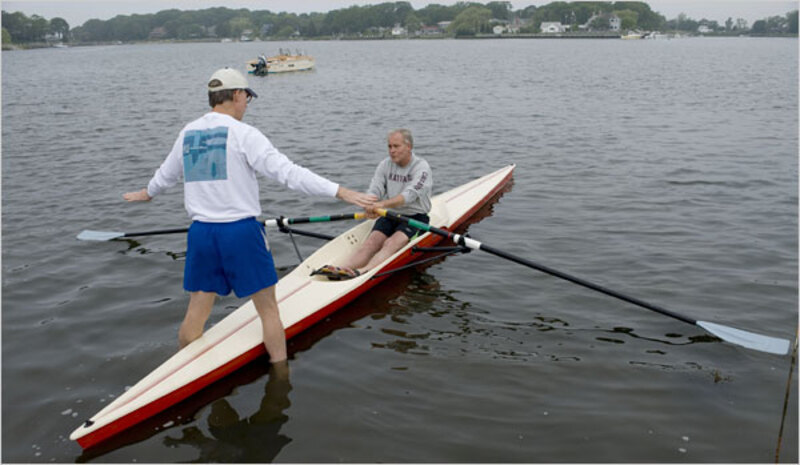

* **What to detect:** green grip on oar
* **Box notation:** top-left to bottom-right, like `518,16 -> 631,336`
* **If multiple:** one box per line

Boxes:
376,209 -> 427,229
287,212 -> 366,225
406,217 -> 430,231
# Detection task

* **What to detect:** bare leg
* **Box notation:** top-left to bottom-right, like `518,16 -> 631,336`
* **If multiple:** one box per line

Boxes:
251,286 -> 287,363
179,291 -> 216,348
339,230 -> 388,270
361,231 -> 410,271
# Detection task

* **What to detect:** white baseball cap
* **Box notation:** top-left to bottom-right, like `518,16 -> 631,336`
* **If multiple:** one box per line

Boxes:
207,67 -> 258,99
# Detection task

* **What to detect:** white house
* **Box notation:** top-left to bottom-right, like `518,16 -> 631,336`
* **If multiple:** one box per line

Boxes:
540,22 -> 566,33
493,25 -> 506,35
609,14 -> 621,31
698,25 -> 713,33
580,13 -> 621,31
392,24 -> 407,36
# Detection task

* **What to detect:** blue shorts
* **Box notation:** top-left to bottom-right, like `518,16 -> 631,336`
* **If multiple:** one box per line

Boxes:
184,217 -> 278,298
372,213 -> 430,239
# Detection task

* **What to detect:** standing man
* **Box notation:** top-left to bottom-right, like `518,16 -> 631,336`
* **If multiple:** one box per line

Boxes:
313,129 -> 432,280
123,68 -> 376,363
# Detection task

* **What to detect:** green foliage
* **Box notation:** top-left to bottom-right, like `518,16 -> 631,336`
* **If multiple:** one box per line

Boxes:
615,10 -> 638,30
448,6 -> 492,36
589,15 -> 610,30
788,10 -> 799,33
228,16 -> 255,37
177,23 -> 205,39
612,1 -> 664,29
486,1 -> 513,20
2,11 -> 49,42
405,12 -> 422,32
275,25 -> 296,38
750,12 -> 796,34
666,13 -> 697,32
49,17 -> 69,38
2,27 -> 12,44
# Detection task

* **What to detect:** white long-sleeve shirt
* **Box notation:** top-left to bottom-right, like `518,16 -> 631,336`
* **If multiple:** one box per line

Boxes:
147,112 -> 339,222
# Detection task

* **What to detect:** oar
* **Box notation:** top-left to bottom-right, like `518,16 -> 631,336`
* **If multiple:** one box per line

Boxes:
377,208 -> 791,355
77,227 -> 188,241
77,213 -> 366,241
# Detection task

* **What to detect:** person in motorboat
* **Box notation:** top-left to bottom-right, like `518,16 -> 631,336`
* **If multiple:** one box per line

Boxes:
122,67 -> 376,363
254,55 -> 267,76
312,129 -> 433,280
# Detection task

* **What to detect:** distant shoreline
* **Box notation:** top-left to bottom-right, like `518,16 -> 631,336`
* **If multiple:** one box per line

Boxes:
4,32 -> 797,51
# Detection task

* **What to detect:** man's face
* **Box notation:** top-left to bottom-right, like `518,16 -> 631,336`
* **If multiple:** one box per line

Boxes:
388,133 -> 412,167
232,89 -> 251,121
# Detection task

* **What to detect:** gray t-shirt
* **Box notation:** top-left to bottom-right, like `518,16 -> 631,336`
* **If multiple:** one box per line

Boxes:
367,154 -> 432,215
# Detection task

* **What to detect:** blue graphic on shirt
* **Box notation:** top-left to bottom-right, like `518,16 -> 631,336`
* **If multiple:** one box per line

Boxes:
183,127 -> 228,182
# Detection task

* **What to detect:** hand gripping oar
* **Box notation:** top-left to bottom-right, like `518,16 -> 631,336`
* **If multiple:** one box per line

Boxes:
77,213 -> 366,241
377,208 -> 791,355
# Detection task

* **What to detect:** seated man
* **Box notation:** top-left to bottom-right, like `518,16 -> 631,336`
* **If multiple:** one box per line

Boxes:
313,129 -> 433,280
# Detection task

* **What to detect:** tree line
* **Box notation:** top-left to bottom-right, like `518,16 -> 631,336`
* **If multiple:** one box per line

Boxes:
2,1 -> 798,44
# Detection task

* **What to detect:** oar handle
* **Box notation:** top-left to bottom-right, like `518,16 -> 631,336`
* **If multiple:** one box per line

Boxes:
376,208 -> 458,240
264,212 -> 366,229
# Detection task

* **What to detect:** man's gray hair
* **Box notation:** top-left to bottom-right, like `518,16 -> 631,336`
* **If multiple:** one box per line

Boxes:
389,129 -> 413,148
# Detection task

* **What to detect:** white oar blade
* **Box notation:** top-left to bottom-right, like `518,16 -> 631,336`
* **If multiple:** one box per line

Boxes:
77,230 -> 125,241
698,321 -> 790,355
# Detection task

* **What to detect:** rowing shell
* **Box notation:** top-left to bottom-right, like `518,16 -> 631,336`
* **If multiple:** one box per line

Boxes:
70,164 -> 515,449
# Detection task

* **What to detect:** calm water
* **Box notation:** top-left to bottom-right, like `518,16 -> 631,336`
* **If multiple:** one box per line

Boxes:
2,38 -> 797,462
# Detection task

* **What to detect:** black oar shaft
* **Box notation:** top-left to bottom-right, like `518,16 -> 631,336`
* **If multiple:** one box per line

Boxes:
124,223 -> 341,241
80,213 -> 366,241
382,208 -> 696,325
124,227 -> 188,238
280,226 -> 335,241
477,242 -> 696,325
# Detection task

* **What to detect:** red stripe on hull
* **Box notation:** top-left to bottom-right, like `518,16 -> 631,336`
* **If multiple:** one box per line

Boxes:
76,166 -> 514,450
76,344 -> 266,448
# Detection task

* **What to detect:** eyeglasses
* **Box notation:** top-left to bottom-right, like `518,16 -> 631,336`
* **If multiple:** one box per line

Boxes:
239,89 -> 254,104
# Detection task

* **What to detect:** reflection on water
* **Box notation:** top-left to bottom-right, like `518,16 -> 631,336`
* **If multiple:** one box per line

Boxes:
371,280 -> 724,365
163,362 -> 292,463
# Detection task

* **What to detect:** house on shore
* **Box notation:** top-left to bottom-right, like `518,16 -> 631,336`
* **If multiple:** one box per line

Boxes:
418,25 -> 442,36
579,13 -> 621,32
540,22 -> 567,33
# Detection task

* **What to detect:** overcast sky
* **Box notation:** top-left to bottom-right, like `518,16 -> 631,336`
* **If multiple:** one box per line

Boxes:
3,0 -> 797,28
